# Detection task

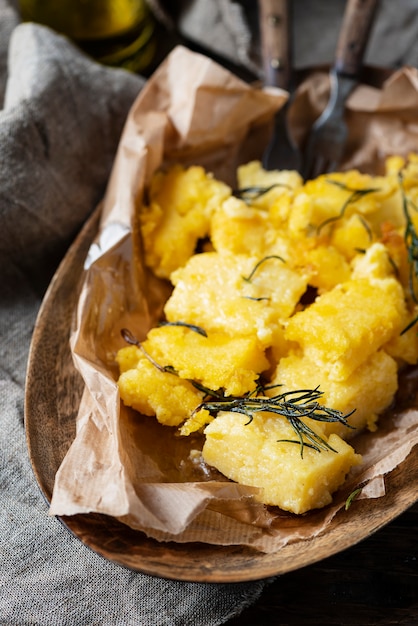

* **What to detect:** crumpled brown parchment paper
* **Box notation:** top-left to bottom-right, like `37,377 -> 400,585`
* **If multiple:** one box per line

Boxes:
49,45 -> 418,552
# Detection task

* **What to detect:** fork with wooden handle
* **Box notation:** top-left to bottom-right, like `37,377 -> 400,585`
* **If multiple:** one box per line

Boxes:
302,0 -> 380,180
259,0 -> 302,172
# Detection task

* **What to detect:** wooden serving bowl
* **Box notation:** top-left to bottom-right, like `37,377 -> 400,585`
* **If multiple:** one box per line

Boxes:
25,202 -> 418,583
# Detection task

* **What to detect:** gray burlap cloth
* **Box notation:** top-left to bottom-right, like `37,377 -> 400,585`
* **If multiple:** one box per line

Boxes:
0,4 -> 268,626
3,0 -> 418,624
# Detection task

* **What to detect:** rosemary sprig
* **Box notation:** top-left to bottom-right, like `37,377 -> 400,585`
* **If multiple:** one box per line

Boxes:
317,180 -> 380,233
401,316 -> 418,335
357,215 -> 373,242
387,253 -> 400,278
399,172 -> 418,303
398,172 -> 418,334
233,183 -> 291,202
121,328 -> 176,374
242,255 -> 286,283
241,296 -> 271,302
326,180 -> 380,194
195,387 -> 355,457
158,320 -> 207,337
121,330 -> 356,457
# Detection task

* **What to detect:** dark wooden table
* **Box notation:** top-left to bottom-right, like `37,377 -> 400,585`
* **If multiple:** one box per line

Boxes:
228,502 -> 418,625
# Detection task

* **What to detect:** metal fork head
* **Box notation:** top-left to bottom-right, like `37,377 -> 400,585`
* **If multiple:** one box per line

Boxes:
262,101 -> 302,173
302,71 -> 357,180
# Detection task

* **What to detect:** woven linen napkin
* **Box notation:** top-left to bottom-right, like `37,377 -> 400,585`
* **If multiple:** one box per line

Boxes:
0,7 -> 268,626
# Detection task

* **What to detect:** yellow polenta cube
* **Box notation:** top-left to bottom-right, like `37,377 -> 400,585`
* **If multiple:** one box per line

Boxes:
236,161 -> 302,231
116,344 -> 142,373
180,408 -> 213,436
116,347 -> 203,427
351,242 -> 397,280
384,311 -> 418,366
369,189 -> 405,233
379,223 -> 410,290
301,245 -> 351,292
331,168 -> 402,235
385,155 -> 406,175
202,412 -> 361,514
210,196 -> 293,266
143,325 -> 269,396
210,196 -> 271,257
398,157 -> 418,226
331,214 -> 375,260
396,153 -> 418,190
237,160 -> 302,202
302,170 -> 389,234
286,191 -> 314,238
271,349 -> 398,438
285,276 -> 406,381
165,251 -> 307,347
139,165 -> 231,278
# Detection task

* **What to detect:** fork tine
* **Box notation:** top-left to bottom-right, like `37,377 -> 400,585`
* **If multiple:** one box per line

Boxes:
303,132 -> 337,179
303,141 -> 329,180
262,103 -> 301,172
309,156 -> 327,181
306,152 -> 338,181
301,0 -> 379,179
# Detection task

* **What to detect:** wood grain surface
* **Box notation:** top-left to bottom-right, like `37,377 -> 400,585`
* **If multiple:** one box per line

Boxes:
25,205 -> 418,585
228,501 -> 418,625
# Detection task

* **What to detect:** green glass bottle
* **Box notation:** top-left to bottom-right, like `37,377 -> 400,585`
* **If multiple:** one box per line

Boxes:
19,0 -> 157,74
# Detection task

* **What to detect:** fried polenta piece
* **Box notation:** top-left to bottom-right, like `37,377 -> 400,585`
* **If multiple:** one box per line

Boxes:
301,170 -> 395,233
271,349 -> 398,438
384,309 -> 418,366
299,244 -> 351,292
331,214 -> 375,261
210,196 -> 275,257
237,160 -> 303,204
165,251 -> 308,347
142,324 -> 269,397
116,346 -> 203,427
202,412 -> 361,514
285,276 -> 406,381
139,165 -> 231,278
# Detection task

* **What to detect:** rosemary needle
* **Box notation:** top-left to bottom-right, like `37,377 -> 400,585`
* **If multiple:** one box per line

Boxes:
345,487 -> 362,510
399,172 -> 418,303
242,255 -> 286,283
398,172 -> 418,334
233,183 -> 291,202
158,320 -> 208,337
